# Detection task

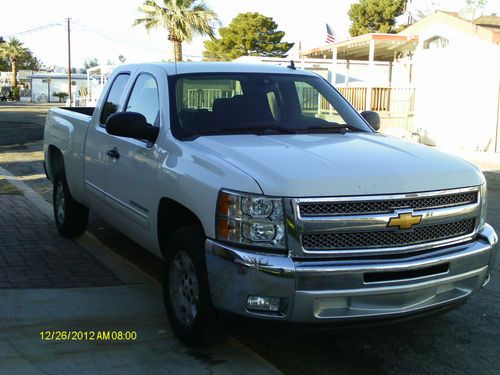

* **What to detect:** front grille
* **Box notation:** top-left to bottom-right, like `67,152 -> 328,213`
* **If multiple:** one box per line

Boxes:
299,192 -> 477,217
302,219 -> 475,250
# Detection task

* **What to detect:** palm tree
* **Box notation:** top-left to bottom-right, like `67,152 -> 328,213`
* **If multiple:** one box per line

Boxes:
0,37 -> 28,88
133,0 -> 219,61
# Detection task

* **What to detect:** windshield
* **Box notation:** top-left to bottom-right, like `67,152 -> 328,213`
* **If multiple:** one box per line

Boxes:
170,73 -> 372,139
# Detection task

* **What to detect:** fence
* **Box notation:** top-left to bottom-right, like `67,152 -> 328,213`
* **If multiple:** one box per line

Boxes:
335,86 -> 415,115
176,86 -> 415,118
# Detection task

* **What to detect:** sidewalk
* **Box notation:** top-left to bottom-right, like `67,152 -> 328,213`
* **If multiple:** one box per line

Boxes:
0,194 -> 123,289
0,167 -> 280,374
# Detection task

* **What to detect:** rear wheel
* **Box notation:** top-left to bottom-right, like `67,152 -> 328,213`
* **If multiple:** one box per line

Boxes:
163,225 -> 227,348
53,171 -> 89,238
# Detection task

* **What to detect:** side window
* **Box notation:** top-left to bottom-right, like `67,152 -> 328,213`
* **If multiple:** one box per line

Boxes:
125,74 -> 160,126
100,73 -> 130,125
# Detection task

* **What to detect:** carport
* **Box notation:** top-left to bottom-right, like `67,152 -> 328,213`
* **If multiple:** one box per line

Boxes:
300,33 -> 418,112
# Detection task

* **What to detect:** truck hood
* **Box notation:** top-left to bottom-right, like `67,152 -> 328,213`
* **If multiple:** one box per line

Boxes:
191,133 -> 484,197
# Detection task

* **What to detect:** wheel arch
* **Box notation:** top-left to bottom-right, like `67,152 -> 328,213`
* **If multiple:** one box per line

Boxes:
157,198 -> 205,258
46,145 -> 65,181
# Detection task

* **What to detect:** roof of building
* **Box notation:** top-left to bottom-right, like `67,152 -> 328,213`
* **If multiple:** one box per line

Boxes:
30,73 -> 87,79
441,11 -> 500,32
299,33 -> 418,61
400,10 -> 500,45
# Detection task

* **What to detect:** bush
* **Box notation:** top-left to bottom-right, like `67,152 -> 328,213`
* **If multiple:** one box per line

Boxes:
52,92 -> 69,103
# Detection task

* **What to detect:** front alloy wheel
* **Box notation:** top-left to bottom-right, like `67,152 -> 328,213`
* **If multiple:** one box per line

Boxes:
162,225 -> 227,348
169,250 -> 200,326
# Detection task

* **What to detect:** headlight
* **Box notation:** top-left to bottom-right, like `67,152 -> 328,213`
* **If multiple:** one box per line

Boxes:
216,190 -> 286,249
479,182 -> 487,229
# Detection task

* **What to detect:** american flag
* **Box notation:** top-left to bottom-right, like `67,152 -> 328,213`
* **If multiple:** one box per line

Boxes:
325,24 -> 336,44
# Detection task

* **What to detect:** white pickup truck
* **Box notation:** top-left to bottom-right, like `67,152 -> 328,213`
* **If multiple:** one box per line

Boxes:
44,62 -> 497,347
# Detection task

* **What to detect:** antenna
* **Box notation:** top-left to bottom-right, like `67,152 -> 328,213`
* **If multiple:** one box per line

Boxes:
287,60 -> 296,70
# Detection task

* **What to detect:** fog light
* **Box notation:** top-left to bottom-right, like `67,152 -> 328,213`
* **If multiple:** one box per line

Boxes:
246,296 -> 282,312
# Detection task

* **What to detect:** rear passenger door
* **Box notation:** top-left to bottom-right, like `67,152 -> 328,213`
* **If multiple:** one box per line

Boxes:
84,72 -> 130,210
102,71 -> 162,246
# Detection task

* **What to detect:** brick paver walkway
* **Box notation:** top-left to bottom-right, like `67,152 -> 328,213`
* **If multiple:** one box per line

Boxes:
0,193 -> 123,288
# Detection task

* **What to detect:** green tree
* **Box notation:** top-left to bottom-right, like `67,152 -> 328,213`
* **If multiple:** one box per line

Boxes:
204,13 -> 294,61
348,0 -> 406,37
82,57 -> 99,73
0,37 -> 28,87
133,0 -> 219,61
17,52 -> 43,71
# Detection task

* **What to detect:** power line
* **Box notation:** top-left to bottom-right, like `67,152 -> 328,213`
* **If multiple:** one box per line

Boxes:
72,19 -> 169,51
1,23 -> 63,37
1,18 -> 203,60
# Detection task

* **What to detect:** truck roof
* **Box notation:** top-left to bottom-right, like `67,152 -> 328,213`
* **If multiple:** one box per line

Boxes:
117,62 -> 317,76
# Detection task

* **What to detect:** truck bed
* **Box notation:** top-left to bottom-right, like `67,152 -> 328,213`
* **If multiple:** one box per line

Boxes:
60,107 -> 95,116
43,106 -> 94,205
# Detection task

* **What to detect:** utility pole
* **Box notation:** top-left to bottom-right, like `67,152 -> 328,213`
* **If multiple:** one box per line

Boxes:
67,18 -> 72,106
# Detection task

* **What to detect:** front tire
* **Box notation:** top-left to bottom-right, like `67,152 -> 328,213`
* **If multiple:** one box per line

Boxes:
163,225 -> 227,348
53,171 -> 89,238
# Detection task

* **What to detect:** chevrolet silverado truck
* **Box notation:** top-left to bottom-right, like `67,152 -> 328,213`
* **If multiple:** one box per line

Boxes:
44,62 -> 498,347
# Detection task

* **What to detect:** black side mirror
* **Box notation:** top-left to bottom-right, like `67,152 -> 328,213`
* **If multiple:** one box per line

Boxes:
106,112 -> 159,143
360,110 -> 381,131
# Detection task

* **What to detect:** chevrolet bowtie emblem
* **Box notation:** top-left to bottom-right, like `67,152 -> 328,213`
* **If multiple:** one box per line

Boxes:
387,212 -> 422,230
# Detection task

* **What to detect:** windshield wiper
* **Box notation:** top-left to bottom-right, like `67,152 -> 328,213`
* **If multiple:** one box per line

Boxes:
295,125 -> 349,134
193,125 -> 296,136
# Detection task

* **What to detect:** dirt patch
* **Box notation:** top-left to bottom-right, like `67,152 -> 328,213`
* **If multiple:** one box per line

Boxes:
0,179 -> 21,194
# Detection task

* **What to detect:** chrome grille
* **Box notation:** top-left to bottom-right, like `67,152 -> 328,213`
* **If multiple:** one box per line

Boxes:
302,219 -> 475,250
299,192 -> 478,217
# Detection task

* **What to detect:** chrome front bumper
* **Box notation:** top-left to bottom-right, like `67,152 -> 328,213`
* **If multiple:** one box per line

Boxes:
205,224 -> 498,322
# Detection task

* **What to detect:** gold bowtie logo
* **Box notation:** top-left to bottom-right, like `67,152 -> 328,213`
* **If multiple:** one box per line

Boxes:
387,212 -> 422,230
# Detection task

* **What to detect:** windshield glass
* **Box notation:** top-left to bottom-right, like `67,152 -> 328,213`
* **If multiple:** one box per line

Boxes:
170,73 -> 372,139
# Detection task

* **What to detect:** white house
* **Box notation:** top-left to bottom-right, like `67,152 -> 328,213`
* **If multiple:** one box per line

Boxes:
300,11 -> 500,152
30,73 -> 89,103
399,11 -> 500,152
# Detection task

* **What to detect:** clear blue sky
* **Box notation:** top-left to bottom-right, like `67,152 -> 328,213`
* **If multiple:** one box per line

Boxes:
1,0 -> 498,68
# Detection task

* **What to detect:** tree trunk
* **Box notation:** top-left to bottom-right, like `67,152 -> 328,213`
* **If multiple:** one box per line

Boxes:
173,41 -> 182,62
11,58 -> 17,88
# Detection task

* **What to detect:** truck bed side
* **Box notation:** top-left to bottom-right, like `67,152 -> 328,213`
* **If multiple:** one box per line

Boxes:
43,107 -> 93,205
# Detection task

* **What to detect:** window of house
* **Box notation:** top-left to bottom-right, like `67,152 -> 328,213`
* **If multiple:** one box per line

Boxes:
100,73 -> 130,125
423,36 -> 450,50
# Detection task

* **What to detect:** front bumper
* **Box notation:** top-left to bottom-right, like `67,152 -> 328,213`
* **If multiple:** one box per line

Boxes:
205,224 -> 498,323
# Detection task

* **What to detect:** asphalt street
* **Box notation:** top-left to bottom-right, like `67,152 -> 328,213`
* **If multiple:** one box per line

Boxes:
1,103 -> 499,374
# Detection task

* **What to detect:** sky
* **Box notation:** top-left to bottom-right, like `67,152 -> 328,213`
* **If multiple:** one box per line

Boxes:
1,0 -> 499,69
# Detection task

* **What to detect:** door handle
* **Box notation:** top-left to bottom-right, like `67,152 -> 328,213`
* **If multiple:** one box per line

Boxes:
106,147 -> 120,159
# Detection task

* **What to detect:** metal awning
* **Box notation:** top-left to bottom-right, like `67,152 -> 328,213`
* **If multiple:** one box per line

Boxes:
300,33 -> 418,61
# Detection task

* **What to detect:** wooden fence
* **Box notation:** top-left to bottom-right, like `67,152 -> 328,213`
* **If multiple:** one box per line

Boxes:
335,86 -> 415,115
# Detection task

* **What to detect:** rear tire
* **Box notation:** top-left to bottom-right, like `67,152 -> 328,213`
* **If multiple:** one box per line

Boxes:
162,225 -> 227,348
53,171 -> 89,238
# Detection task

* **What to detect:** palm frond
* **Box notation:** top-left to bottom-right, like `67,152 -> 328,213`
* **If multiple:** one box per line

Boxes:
132,0 -> 219,42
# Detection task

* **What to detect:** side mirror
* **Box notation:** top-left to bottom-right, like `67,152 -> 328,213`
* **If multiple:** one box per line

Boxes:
106,112 -> 159,143
360,110 -> 381,131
